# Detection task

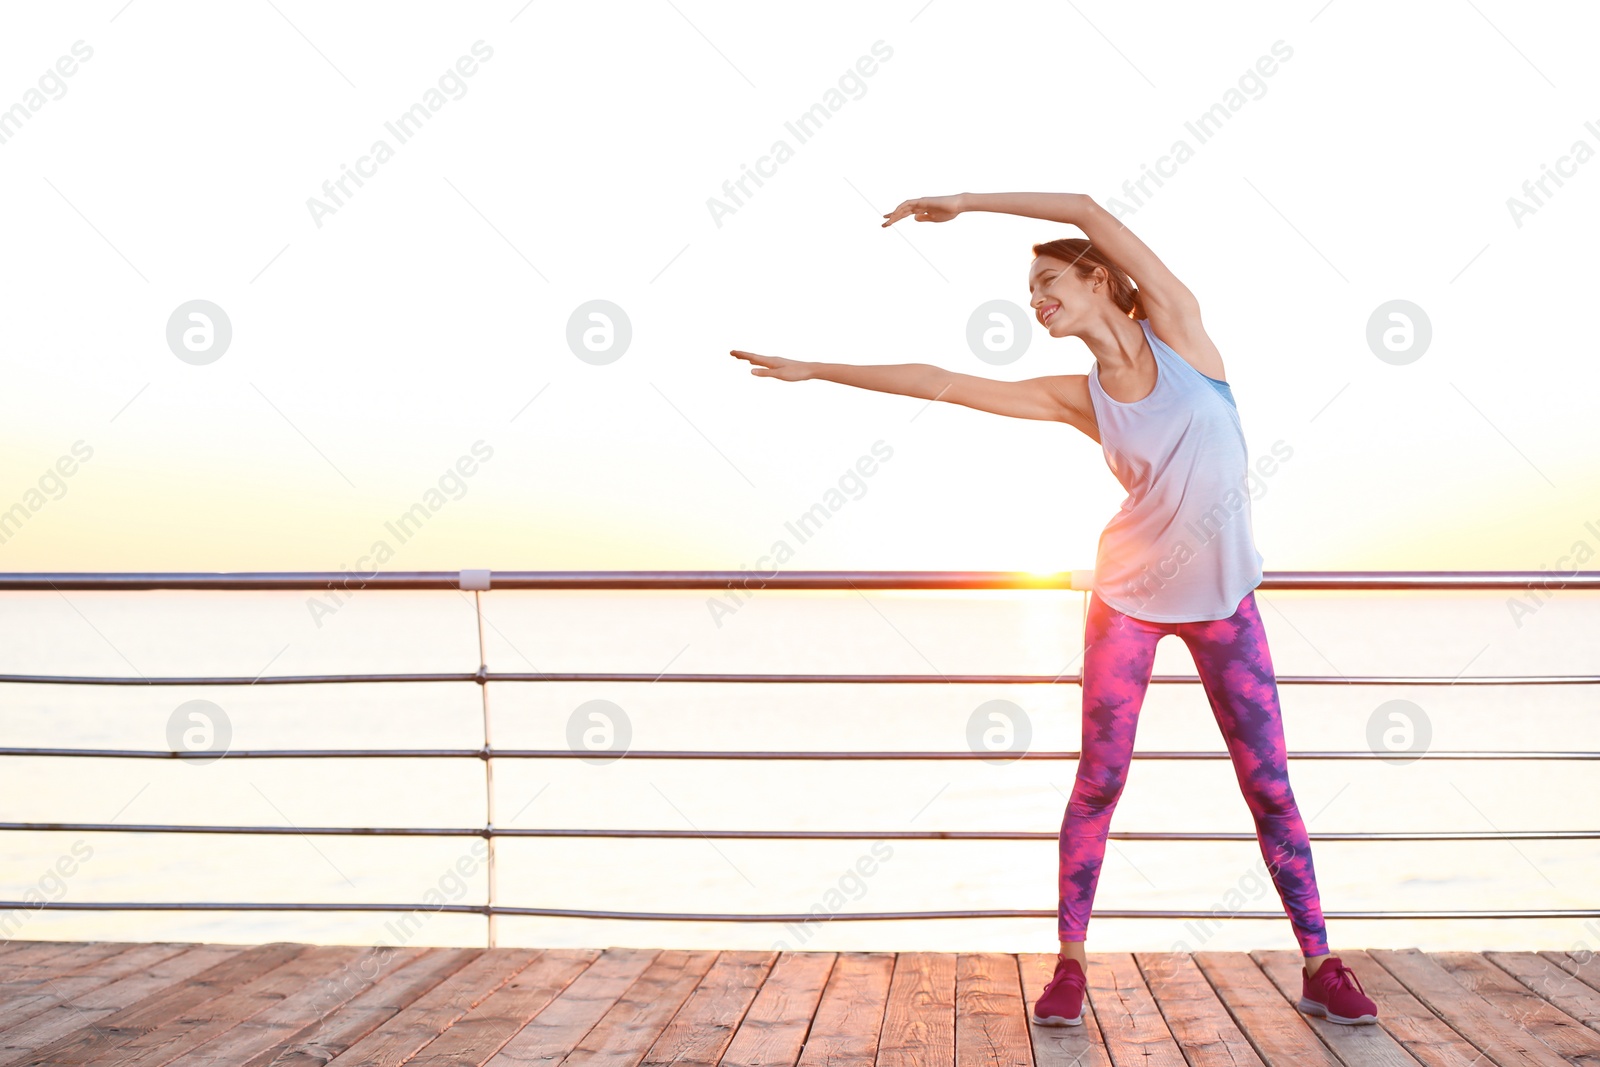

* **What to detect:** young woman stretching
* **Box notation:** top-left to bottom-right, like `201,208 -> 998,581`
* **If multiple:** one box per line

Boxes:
730,191 -> 1378,1027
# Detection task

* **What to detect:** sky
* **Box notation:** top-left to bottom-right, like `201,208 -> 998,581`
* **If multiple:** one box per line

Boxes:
1,0 -> 1597,578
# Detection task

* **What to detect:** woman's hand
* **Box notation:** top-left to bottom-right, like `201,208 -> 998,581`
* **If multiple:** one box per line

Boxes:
730,349 -> 814,381
881,194 -> 966,227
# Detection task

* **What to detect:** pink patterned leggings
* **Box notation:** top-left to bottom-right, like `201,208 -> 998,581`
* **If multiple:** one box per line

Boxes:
1059,589 -> 1330,957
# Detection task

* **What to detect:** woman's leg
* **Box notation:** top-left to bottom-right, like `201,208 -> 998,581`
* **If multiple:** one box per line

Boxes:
1177,590 -> 1330,959
1059,592 -> 1166,948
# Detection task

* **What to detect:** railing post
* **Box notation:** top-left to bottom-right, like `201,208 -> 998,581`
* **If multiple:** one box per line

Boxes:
1071,569 -> 1093,660
461,569 -> 496,948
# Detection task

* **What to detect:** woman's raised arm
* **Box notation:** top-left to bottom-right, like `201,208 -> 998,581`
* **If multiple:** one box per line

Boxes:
890,192 -> 1201,320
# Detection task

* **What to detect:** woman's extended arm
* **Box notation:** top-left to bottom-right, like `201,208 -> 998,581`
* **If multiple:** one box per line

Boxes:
728,349 -> 1093,432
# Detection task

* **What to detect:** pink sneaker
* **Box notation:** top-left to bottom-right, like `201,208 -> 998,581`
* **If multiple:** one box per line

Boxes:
1298,956 -> 1378,1024
1032,955 -> 1086,1026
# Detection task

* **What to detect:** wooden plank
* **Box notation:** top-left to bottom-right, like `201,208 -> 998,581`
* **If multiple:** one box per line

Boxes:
555,949 -> 720,1067
955,952 -> 1032,1067
403,949 -> 602,1067
1541,951 -> 1600,998
795,952 -> 895,1067
1368,948 -> 1572,1067
638,951 -> 776,1067
0,941 -> 130,979
1301,950 -> 1487,1067
0,943 -> 182,1031
1249,950 -> 1422,1067
1466,952 -> 1600,1043
238,945 -> 482,1067
6,941 -> 306,1067
877,952 -> 955,1067
1017,954 -> 1112,1067
1134,951 -> 1266,1067
0,944 -> 240,1065
161,944 -> 434,1067
109,944 -> 368,1067
1079,953 -> 1186,1067
0,942 -> 86,973
1192,952 -> 1341,1067
316,946 -> 540,1065
482,949 -> 659,1067
719,951 -> 835,1067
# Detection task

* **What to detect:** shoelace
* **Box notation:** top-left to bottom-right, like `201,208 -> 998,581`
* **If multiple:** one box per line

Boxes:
1316,961 -> 1366,997
1048,959 -> 1087,993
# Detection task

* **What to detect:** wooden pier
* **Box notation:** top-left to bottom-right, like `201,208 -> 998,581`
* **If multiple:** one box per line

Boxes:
1,939 -> 1598,1065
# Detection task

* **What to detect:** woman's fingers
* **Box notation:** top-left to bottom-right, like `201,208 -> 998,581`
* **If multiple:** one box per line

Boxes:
731,349 -> 776,374
881,200 -> 918,227
884,196 -> 961,226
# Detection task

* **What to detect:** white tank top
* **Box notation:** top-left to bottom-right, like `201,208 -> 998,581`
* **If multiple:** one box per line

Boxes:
1085,316 -> 1264,622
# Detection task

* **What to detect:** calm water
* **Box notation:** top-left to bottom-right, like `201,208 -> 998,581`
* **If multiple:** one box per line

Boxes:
2,587 -> 1596,955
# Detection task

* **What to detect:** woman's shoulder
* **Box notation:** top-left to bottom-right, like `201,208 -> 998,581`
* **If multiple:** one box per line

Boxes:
1142,311 -> 1228,382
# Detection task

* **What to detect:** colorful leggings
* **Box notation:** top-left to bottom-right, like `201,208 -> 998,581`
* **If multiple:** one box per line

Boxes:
1058,589 -> 1329,957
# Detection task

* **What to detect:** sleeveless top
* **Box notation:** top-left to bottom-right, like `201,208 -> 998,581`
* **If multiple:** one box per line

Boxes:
1085,316 -> 1264,622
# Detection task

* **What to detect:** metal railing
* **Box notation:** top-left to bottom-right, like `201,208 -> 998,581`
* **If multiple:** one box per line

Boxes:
2,569 -> 1597,944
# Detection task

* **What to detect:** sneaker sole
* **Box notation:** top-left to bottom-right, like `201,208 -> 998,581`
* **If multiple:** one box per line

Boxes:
1031,1012 -> 1084,1026
1297,996 -> 1377,1025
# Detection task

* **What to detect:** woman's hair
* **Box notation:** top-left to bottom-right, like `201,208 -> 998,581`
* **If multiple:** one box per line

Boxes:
1031,238 -> 1146,320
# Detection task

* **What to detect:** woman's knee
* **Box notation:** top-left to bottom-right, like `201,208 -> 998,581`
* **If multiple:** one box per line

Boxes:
1242,775 -> 1298,819
1069,764 -> 1130,815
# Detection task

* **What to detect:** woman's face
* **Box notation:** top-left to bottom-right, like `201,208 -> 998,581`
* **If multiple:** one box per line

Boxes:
1028,255 -> 1102,337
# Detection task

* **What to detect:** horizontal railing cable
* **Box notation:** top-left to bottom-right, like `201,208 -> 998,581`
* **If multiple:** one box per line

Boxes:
1,822 -> 1594,842
4,671 -> 1597,686
3,569 -> 1598,591
1,746 -> 1595,761
0,900 -> 1593,922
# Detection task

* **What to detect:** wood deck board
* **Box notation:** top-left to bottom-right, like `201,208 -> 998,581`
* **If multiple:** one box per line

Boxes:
0,941 -> 132,982
1083,953 -> 1188,1067
1192,951 -> 1342,1067
638,950 -> 776,1067
877,951 -> 954,1067
323,947 -> 542,1066
0,944 -> 242,1065
163,945 -> 435,1067
240,946 -> 482,1067
405,948 -> 602,1067
955,952 -> 1032,1067
1543,951 -> 1600,1000
719,950 -> 835,1067
796,951 -> 895,1067
0,942 -> 98,974
0,942 -> 190,1032
1135,950 -> 1267,1067
5,942 -> 300,1067
1436,951 -> 1600,1062
108,944 -> 367,1067
0,942 -> 1592,1066
558,949 -> 720,1067
1368,948 -> 1573,1067
482,947 -> 659,1067
1493,952 -> 1600,1038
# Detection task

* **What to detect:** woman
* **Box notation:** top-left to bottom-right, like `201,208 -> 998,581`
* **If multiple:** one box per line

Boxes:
729,191 -> 1378,1027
